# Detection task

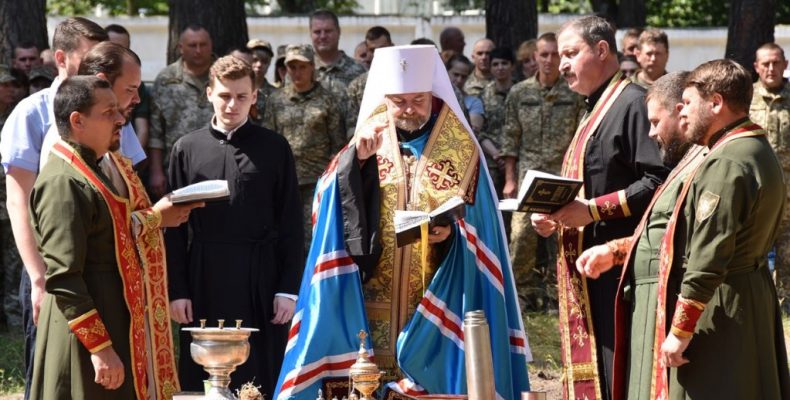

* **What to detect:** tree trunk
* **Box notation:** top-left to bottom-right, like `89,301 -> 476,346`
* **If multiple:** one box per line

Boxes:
617,0 -> 645,28
725,0 -> 775,77
589,0 -> 617,26
167,0 -> 249,64
277,0 -> 316,14
0,0 -> 48,66
485,0 -> 537,52
127,0 -> 138,16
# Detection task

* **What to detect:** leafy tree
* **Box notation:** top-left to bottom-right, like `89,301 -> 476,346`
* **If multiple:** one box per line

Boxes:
46,0 -> 360,16
646,0 -> 728,27
46,0 -> 168,16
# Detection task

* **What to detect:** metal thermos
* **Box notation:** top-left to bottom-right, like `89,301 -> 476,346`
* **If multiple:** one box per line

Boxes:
463,310 -> 495,400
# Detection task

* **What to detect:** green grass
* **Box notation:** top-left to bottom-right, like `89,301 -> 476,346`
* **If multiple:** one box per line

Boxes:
0,315 -> 785,396
0,331 -> 25,395
524,311 -> 562,371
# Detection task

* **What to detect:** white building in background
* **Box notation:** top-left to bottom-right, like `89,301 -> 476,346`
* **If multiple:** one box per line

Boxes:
47,15 -> 790,82
262,0 -> 480,16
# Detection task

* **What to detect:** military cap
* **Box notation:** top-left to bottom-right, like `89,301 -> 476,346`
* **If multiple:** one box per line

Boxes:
28,66 -> 56,83
285,44 -> 315,64
247,39 -> 274,56
0,66 -> 16,84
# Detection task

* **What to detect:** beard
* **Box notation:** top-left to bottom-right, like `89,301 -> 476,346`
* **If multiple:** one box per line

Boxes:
109,127 -> 122,152
684,106 -> 713,145
121,107 -> 133,124
395,113 -> 429,132
109,137 -> 121,152
660,136 -> 692,167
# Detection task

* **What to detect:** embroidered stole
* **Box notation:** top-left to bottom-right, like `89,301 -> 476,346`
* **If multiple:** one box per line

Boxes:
51,140 -> 180,400
356,104 -> 479,372
650,122 -> 764,399
609,145 -> 707,400
557,72 -> 628,400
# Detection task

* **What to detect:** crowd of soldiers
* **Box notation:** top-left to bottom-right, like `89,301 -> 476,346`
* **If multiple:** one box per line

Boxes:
0,11 -> 789,333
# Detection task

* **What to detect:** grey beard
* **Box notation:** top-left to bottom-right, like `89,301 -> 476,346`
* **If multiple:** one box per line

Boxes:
395,115 -> 429,132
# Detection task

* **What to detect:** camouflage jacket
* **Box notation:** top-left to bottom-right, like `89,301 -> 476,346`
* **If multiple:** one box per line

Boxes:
464,71 -> 493,97
315,51 -> 366,87
630,69 -> 666,89
501,75 -> 585,179
480,81 -> 511,147
0,103 -> 14,220
262,83 -> 347,185
346,72 -> 367,136
149,59 -> 214,160
751,80 -> 790,171
251,79 -> 278,125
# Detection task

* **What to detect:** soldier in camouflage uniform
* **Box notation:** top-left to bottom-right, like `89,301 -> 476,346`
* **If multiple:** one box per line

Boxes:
479,48 -> 516,198
750,42 -> 790,313
263,45 -> 346,251
464,38 -> 494,97
501,33 -> 585,311
346,26 -> 394,136
248,39 -> 277,125
0,67 -> 23,328
148,25 -> 216,197
631,29 -> 669,89
309,10 -> 366,87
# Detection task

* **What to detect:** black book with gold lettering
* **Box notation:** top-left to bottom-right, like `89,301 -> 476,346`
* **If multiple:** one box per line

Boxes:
498,170 -> 582,214
394,196 -> 466,247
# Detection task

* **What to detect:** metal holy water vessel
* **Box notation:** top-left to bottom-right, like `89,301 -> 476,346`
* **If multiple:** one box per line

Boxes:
463,311 -> 495,400
348,330 -> 384,400
183,319 -> 259,400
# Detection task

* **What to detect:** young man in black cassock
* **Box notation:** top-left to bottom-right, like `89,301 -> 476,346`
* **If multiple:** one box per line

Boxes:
166,56 -> 304,397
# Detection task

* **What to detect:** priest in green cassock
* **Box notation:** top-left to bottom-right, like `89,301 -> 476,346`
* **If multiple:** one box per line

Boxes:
29,76 -> 198,400
574,72 -> 706,400
654,59 -> 790,400
582,60 -> 790,400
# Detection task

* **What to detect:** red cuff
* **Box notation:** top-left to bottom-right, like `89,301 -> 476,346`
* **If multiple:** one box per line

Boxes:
670,297 -> 706,338
589,190 -> 631,221
68,309 -> 112,353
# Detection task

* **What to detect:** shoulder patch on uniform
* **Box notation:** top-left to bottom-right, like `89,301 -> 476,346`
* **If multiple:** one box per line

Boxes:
696,190 -> 720,223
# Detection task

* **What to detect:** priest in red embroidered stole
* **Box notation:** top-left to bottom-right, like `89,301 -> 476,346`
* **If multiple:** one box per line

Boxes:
29,76 -> 197,399
652,59 -> 790,400
532,16 -> 668,400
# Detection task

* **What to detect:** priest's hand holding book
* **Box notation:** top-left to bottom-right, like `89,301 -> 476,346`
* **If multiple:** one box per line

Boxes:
152,195 -> 205,227
531,199 -> 594,237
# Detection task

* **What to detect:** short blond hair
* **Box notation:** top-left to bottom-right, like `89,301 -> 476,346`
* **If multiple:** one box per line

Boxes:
638,29 -> 669,51
516,39 -> 537,64
209,55 -> 254,88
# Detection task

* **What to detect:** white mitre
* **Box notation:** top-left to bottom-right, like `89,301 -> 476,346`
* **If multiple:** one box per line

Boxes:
355,45 -> 472,135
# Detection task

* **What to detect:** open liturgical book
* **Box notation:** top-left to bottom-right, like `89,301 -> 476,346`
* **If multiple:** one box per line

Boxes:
394,196 -> 466,247
498,170 -> 582,214
170,180 -> 230,204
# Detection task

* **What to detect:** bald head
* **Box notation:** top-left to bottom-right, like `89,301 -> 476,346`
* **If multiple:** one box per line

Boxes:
471,38 -> 495,75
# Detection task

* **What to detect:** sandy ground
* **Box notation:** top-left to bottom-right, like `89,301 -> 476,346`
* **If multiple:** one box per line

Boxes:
528,369 -> 562,399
